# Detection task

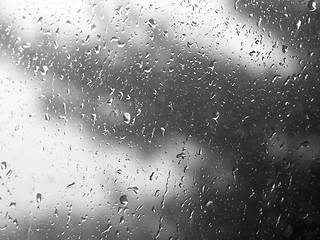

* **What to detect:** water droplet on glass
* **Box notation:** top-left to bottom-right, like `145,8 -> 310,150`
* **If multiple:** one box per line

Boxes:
176,152 -> 186,159
144,66 -> 153,73
149,172 -> 155,181
300,141 -> 310,148
123,112 -> 131,124
44,113 -> 50,121
91,113 -> 97,125
127,186 -> 139,194
205,200 -> 213,207
36,193 -> 42,203
296,20 -> 302,31
232,167 -> 238,181
257,17 -> 262,27
117,41 -> 126,48
54,207 -> 59,217
160,127 -> 166,136
110,36 -> 119,42
9,202 -> 16,208
106,98 -> 113,105
102,223 -> 112,234
189,209 -> 194,218
307,0 -> 317,11
282,45 -> 288,53
66,181 -> 76,188
147,18 -> 157,28
40,65 -> 49,76
109,87 -> 115,95
197,148 -> 203,156
22,42 -> 31,48
1,161 -> 7,170
119,195 -> 128,206
53,40 -> 59,49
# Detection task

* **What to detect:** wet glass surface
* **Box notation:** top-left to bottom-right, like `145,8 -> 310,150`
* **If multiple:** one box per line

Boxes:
1,0 -> 320,239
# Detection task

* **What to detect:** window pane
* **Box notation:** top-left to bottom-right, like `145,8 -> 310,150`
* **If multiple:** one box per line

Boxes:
1,0 -> 319,239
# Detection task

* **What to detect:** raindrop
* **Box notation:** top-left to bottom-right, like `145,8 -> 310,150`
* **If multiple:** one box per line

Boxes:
205,200 -> 213,207
144,66 -> 153,73
282,45 -> 288,53
123,112 -> 131,124
119,195 -> 128,206
66,182 -> 76,188
54,207 -> 59,217
232,167 -> 238,181
300,141 -> 310,148
147,18 -> 157,28
22,42 -> 31,48
149,172 -> 155,181
44,113 -> 50,121
109,87 -> 115,95
106,98 -> 113,105
307,0 -> 317,11
197,148 -> 203,156
36,193 -> 42,203
117,41 -> 126,48
1,161 -> 7,170
53,40 -> 59,49
189,209 -> 194,218
92,113 -> 97,125
13,219 -> 18,226
110,36 -> 119,42
296,20 -> 302,31
257,17 -> 262,27
176,152 -> 186,159
94,45 -> 101,54
102,223 -> 112,234
40,65 -> 49,76
36,16 -> 43,23
9,202 -> 16,208
160,127 -> 166,136
127,186 -> 139,194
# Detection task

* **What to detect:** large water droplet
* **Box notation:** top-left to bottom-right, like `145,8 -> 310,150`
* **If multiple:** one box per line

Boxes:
296,20 -> 302,31
127,186 -> 139,194
176,152 -> 186,159
307,0 -> 317,11
40,65 -> 49,76
54,207 -> 59,217
44,113 -> 50,121
91,113 -> 97,125
106,98 -> 113,105
282,45 -> 288,53
22,42 -> 31,48
300,141 -> 310,148
205,200 -> 213,207
123,112 -> 131,124
102,223 -> 112,234
147,19 -> 157,28
36,193 -> 42,203
119,195 -> 128,206
9,202 -> 16,208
